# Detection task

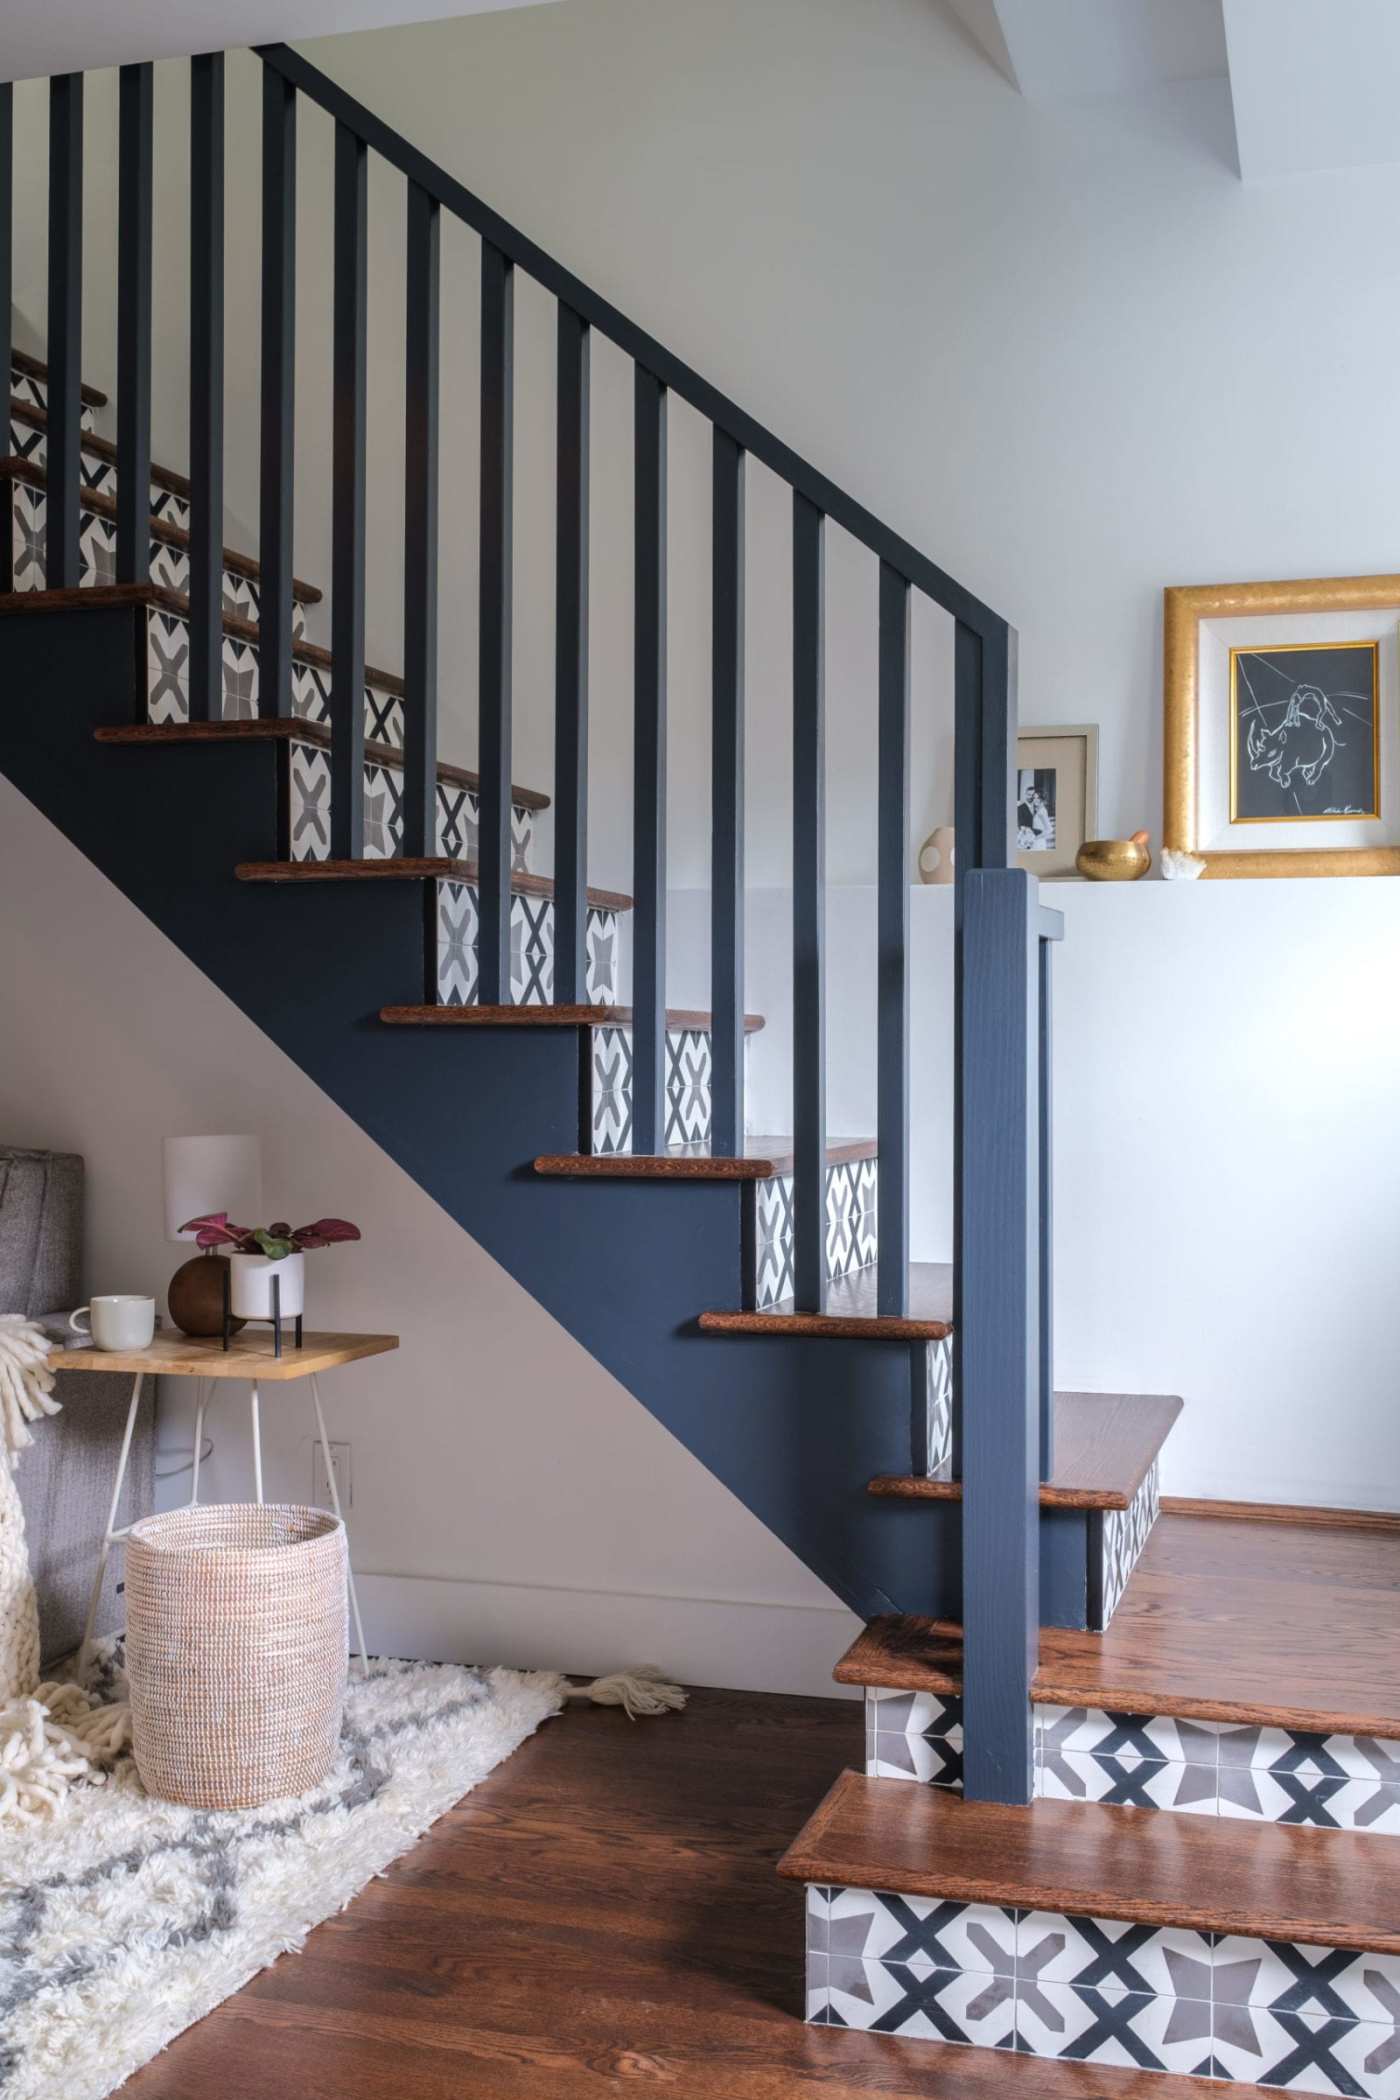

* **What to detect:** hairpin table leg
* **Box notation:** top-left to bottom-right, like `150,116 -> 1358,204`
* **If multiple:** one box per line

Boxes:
309,1372 -> 368,1678
189,1379 -> 207,1504
76,1372 -> 145,1686
250,1380 -> 264,1504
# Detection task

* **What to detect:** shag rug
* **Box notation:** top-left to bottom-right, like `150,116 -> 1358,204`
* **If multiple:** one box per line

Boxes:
0,1650 -> 569,2100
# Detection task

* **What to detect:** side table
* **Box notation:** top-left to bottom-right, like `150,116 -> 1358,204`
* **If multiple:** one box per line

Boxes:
48,1328 -> 399,1683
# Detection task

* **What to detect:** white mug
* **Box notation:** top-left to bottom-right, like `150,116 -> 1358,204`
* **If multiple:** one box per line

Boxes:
70,1295 -> 156,1352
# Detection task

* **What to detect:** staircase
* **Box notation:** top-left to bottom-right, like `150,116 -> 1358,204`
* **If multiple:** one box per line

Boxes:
1,45 -> 1396,2100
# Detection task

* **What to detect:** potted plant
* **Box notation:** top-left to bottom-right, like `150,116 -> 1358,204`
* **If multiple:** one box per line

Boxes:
180,1214 -> 361,1322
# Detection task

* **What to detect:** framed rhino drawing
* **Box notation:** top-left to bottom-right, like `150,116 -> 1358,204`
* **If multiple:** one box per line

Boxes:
1164,574 -> 1400,876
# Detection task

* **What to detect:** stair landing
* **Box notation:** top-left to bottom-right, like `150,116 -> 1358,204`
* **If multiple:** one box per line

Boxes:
839,1505 -> 1400,1739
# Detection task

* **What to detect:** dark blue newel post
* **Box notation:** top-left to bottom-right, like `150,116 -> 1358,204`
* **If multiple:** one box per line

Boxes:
960,865 -> 1041,1803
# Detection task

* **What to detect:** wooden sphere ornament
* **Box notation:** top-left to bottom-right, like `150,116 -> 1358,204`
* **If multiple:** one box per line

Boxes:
167,1253 -> 244,1338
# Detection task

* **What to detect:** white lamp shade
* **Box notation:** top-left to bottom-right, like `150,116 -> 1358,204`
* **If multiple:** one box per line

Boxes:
163,1135 -> 264,1243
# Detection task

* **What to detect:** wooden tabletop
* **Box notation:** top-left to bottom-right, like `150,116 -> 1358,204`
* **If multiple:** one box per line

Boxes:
48,1330 -> 399,1382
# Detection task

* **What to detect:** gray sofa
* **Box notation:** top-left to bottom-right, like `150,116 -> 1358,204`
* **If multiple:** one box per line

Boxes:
1,1146 -> 154,1664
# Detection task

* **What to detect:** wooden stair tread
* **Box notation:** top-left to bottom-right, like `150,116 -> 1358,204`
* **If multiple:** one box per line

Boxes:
0,452 -> 323,600
778,1769 -> 1400,1953
236,856 -> 633,912
95,720 -> 544,808
381,1003 -> 765,1032
699,1261 -> 952,1339
10,393 -> 189,499
836,1508 -> 1400,1735
535,1136 -> 876,1180
8,459 -> 317,598
870,1391 -> 1182,1511
12,349 -> 105,408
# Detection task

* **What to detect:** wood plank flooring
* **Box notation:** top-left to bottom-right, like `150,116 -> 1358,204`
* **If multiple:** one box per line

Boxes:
115,1686 -> 1262,2100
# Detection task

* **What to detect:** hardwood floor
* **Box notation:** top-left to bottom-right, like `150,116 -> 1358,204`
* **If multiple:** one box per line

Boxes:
116,1687 -> 1252,2099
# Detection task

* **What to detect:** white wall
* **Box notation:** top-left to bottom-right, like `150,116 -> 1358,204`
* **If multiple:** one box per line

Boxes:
0,777 -> 859,1694
670,878 -> 1400,1513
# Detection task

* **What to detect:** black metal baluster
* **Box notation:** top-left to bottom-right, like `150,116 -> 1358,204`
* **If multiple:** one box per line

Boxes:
46,74 -> 83,592
633,367 -> 668,1149
877,562 -> 911,1315
402,182 -> 440,857
792,491 -> 826,1311
189,54 -> 224,721
711,427 -> 745,1156
553,305 -> 590,1007
259,66 -> 296,717
330,121 -> 367,856
1038,918 -> 1060,1482
0,86 -> 10,455
478,240 -> 514,997
116,65 -> 153,588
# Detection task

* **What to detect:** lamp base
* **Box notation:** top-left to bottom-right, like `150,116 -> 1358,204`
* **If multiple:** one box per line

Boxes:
168,1253 -> 245,1339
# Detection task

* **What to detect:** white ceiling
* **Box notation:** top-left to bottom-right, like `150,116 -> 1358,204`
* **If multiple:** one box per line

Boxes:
945,0 -> 1226,103
944,0 -> 1400,183
0,0 -> 556,86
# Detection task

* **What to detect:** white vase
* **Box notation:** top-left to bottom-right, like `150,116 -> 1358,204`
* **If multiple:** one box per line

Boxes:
229,1250 -> 305,1321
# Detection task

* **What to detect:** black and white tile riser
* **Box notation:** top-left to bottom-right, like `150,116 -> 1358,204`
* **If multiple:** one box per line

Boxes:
753,1158 -> 878,1309
863,1688 -> 1400,1835
7,479 -> 307,638
10,383 -> 188,528
806,1886 -> 1400,2095
288,735 -> 535,873
437,885 -> 619,1008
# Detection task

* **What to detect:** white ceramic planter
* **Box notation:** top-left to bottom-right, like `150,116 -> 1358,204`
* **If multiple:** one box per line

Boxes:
229,1250 -> 305,1321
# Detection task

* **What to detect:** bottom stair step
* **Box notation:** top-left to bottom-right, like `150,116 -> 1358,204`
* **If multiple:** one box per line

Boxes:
780,1770 -> 1400,1949
783,1773 -> 1400,2093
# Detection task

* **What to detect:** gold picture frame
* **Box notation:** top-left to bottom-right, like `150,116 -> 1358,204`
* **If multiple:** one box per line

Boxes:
1164,573 -> 1400,877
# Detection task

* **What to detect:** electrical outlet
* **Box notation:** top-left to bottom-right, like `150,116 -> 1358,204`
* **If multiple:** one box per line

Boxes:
312,1439 -> 352,1512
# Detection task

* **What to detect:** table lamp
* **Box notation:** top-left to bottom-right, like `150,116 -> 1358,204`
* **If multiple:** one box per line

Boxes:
162,1135 -> 263,1337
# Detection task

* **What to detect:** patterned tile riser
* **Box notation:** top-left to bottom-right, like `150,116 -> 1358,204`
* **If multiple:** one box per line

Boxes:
806,1886 -> 1400,2094
7,479 -> 306,638
9,380 -> 189,528
924,1338 -> 954,1479
288,737 -> 534,872
436,885 -> 618,1007
8,375 -> 96,447
863,1687 -> 1400,1835
754,1158 -> 878,1309
1095,1459 -> 1161,1630
591,1026 -> 720,1154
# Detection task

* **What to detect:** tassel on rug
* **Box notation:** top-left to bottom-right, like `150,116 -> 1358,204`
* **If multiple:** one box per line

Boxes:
560,1665 -> 688,1719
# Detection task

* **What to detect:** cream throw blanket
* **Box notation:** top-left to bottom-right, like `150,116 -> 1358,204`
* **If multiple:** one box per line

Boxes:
0,1317 -> 131,1819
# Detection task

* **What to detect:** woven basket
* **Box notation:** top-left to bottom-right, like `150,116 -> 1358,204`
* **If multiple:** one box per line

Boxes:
124,1502 -> 348,1810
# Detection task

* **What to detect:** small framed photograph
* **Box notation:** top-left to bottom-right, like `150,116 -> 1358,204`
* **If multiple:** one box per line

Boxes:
1015,725 -> 1098,878
1165,574 -> 1400,877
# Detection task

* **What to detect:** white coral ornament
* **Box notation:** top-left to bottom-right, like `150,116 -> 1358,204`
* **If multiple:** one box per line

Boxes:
1160,847 -> 1207,881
